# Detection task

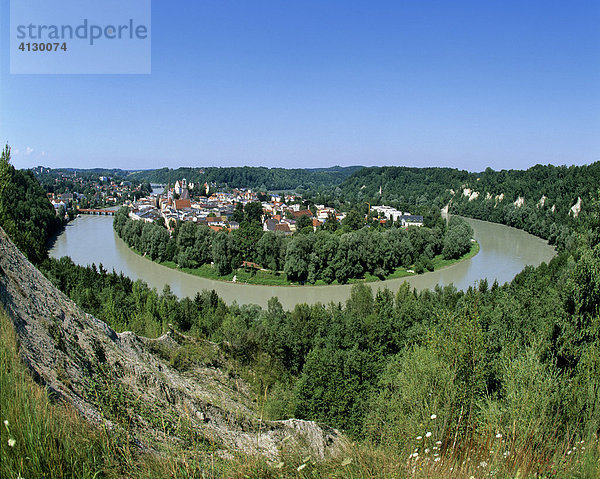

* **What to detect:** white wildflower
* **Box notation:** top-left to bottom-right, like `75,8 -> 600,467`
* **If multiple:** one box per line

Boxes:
436,440 -> 442,445
412,452 -> 419,458
480,461 -> 488,468
430,414 -> 437,420
297,463 -> 306,471
416,435 -> 422,440
8,438 -> 16,447
425,448 -> 430,453
496,433 -> 502,439
426,431 -> 432,438
434,457 -> 441,462
3,420 -> 8,427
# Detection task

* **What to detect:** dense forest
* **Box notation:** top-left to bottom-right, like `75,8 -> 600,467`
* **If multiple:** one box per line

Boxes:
114,206 -> 473,283
1,150 -> 599,476
0,146 -> 63,263
330,162 -> 600,251
126,165 -> 363,191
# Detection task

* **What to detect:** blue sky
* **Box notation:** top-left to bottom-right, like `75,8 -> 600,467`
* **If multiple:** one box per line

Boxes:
1,0 -> 599,171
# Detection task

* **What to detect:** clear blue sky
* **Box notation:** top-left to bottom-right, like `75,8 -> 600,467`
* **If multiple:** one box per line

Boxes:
1,0 -> 599,171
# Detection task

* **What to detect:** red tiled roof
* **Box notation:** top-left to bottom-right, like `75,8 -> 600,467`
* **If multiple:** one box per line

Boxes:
275,223 -> 291,232
293,209 -> 313,218
174,199 -> 190,209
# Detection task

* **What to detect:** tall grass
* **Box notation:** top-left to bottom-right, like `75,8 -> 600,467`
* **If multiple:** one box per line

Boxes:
1,305 -> 598,478
0,307 -> 130,478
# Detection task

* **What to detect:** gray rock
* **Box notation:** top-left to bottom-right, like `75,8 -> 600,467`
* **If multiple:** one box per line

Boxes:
0,227 -> 346,460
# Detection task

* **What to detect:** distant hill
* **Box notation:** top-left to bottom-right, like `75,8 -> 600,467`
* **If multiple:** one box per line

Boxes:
127,165 -> 364,190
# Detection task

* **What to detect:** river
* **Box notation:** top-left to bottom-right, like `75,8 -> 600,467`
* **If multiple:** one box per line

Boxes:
49,215 -> 556,310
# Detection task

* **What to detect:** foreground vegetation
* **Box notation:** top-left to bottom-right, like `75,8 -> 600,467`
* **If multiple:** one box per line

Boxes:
2,306 -> 598,478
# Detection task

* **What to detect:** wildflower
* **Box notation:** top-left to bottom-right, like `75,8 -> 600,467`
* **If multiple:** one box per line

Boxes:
567,450 -> 572,455
416,435 -> 422,440
3,420 -> 8,427
425,431 -> 432,438
503,451 -> 510,458
436,440 -> 442,445
8,438 -> 16,447
496,433 -> 502,439
297,463 -> 306,471
434,457 -> 441,462
430,414 -> 437,420
412,452 -> 419,458
480,461 -> 488,468
425,448 -> 430,453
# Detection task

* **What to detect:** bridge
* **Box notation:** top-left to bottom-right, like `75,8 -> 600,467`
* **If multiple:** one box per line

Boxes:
77,209 -> 115,216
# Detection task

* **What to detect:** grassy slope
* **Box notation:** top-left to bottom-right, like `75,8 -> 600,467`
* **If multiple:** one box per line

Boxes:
132,241 -> 480,287
2,305 -> 598,478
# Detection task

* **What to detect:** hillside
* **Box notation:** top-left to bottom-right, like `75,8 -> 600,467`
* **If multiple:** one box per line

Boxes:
0,226 -> 343,461
334,162 -> 600,248
127,165 -> 363,191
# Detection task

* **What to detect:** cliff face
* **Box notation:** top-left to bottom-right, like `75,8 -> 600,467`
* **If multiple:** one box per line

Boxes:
0,227 -> 343,460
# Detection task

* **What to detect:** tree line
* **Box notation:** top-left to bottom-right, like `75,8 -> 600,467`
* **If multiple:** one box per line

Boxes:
113,207 -> 473,284
126,165 -> 363,191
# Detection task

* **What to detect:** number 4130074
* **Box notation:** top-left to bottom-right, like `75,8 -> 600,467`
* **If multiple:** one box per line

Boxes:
18,42 -> 67,52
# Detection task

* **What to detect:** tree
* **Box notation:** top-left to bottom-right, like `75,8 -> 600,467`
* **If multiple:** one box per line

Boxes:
342,209 -> 364,231
442,217 -> 473,260
211,231 -> 239,275
284,234 -> 312,283
243,201 -> 264,225
296,214 -> 313,233
256,231 -> 286,271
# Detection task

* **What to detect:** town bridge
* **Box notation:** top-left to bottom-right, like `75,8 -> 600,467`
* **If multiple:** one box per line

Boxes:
77,209 -> 115,216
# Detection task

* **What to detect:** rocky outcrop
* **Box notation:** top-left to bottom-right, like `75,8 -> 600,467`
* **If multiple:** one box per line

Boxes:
514,196 -> 525,208
569,197 -> 582,217
0,227 -> 344,460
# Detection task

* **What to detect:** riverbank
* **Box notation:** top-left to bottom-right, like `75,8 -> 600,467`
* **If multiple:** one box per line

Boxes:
49,215 -> 555,308
130,240 -> 480,287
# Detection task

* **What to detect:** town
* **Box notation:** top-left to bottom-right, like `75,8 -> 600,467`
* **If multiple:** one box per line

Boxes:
127,178 -> 424,233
